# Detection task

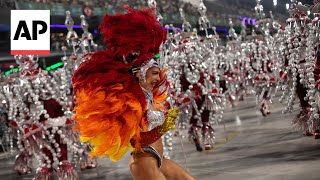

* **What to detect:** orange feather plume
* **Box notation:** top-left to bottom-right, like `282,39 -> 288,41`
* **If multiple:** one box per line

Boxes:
73,83 -> 147,161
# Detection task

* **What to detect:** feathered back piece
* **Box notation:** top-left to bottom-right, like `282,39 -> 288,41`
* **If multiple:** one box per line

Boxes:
99,6 -> 166,66
72,6 -> 167,162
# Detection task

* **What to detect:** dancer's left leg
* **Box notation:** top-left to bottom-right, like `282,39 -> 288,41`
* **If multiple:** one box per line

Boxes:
160,158 -> 195,180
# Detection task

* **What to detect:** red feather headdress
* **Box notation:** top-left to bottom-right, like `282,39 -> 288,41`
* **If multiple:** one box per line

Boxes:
99,6 -> 166,66
72,6 -> 167,161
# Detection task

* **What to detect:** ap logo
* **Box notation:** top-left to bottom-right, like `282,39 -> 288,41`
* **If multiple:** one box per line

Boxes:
11,10 -> 50,55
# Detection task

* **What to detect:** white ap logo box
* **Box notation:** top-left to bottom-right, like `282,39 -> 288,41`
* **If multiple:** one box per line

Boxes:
11,10 -> 50,55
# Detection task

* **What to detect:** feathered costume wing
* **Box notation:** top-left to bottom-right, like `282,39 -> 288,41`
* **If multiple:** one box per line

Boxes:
72,7 -> 167,161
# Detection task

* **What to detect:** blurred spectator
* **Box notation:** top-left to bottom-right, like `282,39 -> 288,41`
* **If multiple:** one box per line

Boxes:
0,0 -> 16,8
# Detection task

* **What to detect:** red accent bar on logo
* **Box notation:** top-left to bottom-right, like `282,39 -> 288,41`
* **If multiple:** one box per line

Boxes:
11,50 -> 50,55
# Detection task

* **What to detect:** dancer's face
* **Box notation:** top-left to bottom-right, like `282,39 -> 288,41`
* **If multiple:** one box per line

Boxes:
139,67 -> 161,91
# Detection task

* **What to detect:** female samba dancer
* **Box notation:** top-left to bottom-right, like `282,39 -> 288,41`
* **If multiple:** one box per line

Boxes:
72,6 -> 194,180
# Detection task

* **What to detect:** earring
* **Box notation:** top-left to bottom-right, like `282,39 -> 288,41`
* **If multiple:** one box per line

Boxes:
138,76 -> 146,83
137,73 -> 146,83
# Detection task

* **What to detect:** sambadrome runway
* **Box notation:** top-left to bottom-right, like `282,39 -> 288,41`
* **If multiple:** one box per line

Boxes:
1,95 -> 320,180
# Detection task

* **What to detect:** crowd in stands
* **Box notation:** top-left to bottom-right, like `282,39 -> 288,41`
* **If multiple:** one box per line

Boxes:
0,0 -> 16,8
15,0 -> 291,28
15,0 -> 291,26
13,0 -> 268,26
12,0 -> 292,52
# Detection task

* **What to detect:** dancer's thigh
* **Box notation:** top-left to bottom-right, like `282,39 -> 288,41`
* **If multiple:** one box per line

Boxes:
129,153 -> 166,180
160,158 -> 195,180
